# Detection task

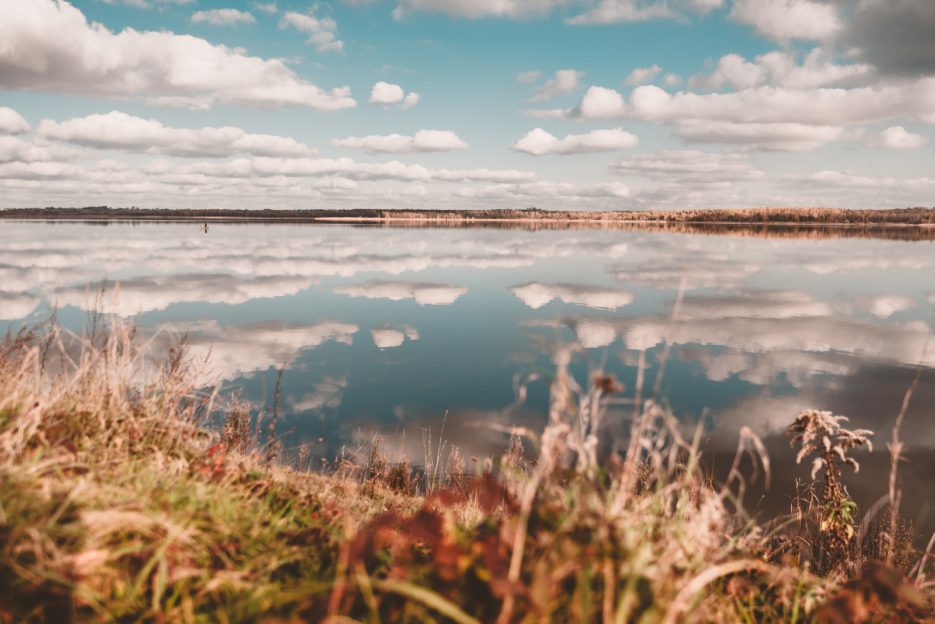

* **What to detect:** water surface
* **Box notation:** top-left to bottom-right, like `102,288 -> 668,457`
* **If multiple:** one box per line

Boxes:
2,220 -> 933,525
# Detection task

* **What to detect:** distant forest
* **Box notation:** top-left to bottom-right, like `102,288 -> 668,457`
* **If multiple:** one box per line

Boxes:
2,206 -> 935,225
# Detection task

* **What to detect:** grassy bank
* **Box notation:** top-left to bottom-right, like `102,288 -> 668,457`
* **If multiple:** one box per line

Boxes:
1,320 -> 932,622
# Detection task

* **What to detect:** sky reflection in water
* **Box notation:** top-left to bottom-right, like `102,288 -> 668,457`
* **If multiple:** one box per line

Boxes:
2,220 -> 933,525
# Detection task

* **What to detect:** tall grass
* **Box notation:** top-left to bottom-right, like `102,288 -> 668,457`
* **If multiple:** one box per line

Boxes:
0,317 -> 932,622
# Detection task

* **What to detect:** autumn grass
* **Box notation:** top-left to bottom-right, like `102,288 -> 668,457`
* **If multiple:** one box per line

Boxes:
0,318 -> 933,622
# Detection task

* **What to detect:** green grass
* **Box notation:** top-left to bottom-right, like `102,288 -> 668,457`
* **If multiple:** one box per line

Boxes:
0,320 -> 932,622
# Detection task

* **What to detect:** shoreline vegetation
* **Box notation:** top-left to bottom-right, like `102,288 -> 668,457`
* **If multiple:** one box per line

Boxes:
3,205 -> 935,226
6,206 -> 935,242
2,316 -> 932,622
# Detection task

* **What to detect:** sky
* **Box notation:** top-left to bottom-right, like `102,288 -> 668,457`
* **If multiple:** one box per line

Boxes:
0,0 -> 933,211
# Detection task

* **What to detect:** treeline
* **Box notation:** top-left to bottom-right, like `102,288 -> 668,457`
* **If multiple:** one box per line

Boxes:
2,205 -> 935,225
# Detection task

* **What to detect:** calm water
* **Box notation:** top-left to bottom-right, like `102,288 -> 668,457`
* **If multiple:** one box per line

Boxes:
2,220 -> 934,523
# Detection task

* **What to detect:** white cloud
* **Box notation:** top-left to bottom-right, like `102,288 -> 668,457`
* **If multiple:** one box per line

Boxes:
564,79 -> 935,127
572,86 -> 626,119
529,69 -> 583,103
611,150 -> 765,183
0,107 -> 30,135
0,136 -> 77,163
369,81 -> 420,108
568,0 -> 721,25
279,9 -> 344,53
729,0 -> 842,42
251,1 -> 278,14
191,8 -> 256,26
793,170 -> 935,192
0,0 -> 355,111
625,64 -> 661,86
568,0 -> 677,24
690,50 -> 873,90
100,0 -> 194,7
454,180 -> 631,202
335,281 -> 467,305
869,126 -> 929,150
393,0 -> 568,19
517,70 -> 542,83
674,120 -> 845,151
38,111 -> 313,158
180,156 -> 535,183
511,282 -> 633,310
512,127 -> 638,155
331,130 -> 468,154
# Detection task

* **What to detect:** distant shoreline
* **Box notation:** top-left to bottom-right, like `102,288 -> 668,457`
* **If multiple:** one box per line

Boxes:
3,206 -> 935,227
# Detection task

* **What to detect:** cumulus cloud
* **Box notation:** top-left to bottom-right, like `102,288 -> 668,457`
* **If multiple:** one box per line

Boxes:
516,70 -> 542,83
279,9 -> 344,54
38,111 -> 313,158
191,8 -> 256,26
624,64 -> 662,86
690,50 -> 873,91
0,107 -> 30,135
369,81 -> 420,108
570,80 -> 935,126
0,136 -> 78,163
729,0 -> 842,42
511,282 -> 634,310
867,126 -> 929,149
512,127 -> 638,155
331,130 -> 468,154
335,281 -> 468,305
529,69 -> 583,103
0,0 -> 355,111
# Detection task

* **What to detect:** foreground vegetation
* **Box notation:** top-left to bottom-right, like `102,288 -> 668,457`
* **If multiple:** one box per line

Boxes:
3,205 -> 935,227
1,319 -> 932,622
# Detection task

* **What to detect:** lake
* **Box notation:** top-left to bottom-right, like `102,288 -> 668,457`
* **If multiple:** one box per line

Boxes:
2,220 -> 933,526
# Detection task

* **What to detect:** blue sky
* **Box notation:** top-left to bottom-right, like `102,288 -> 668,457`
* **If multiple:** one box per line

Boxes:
0,0 -> 933,210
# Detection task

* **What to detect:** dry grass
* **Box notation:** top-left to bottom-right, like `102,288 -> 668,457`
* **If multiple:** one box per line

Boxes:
0,317 -> 932,622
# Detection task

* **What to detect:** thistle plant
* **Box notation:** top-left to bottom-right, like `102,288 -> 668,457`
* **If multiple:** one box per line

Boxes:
788,409 -> 873,574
